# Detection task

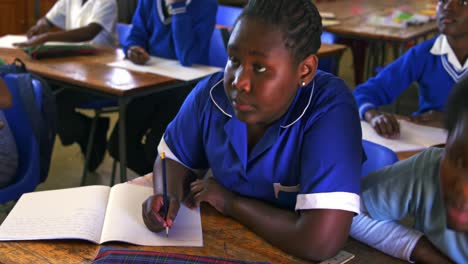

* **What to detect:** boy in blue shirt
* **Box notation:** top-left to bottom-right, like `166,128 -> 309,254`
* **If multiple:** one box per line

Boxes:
138,0 -> 363,261
351,76 -> 468,263
354,0 -> 468,138
107,0 -> 217,175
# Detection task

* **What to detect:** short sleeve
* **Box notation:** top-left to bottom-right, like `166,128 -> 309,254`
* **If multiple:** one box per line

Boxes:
295,80 -> 362,214
158,75 -> 221,170
87,0 -> 117,34
46,0 -> 67,29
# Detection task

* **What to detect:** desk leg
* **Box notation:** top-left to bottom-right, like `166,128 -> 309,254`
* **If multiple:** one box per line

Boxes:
118,97 -> 129,183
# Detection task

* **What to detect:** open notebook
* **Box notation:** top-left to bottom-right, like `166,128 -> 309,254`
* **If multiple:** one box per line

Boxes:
0,183 -> 203,246
361,120 -> 447,152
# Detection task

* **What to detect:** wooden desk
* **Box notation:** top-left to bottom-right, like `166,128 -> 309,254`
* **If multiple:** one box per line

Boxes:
0,205 -> 404,264
0,48 -> 184,183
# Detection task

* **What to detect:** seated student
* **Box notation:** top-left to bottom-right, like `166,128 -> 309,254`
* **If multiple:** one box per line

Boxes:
16,0 -> 118,171
354,0 -> 468,138
107,0 -> 217,175
0,78 -> 19,188
138,0 -> 363,260
351,76 -> 468,263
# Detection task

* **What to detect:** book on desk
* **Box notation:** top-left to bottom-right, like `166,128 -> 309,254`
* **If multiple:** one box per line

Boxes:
0,183 -> 203,246
361,120 -> 447,152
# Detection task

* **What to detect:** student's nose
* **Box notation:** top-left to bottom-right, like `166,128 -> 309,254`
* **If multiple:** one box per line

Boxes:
232,66 -> 251,93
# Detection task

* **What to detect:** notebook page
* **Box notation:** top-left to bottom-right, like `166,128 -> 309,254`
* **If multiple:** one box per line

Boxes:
0,35 -> 26,48
361,121 -> 424,152
398,120 -> 447,147
101,183 -> 203,246
0,185 -> 110,243
107,57 -> 222,81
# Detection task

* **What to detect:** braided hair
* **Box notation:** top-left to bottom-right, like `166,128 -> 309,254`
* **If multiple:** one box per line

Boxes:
237,0 -> 322,65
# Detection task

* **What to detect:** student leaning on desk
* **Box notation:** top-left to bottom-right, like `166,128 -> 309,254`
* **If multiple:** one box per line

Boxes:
354,0 -> 468,139
131,0 -> 363,261
351,76 -> 468,263
107,0 -> 217,175
13,0 -> 118,172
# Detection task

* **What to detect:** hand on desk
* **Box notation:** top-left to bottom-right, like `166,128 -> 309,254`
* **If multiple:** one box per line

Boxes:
14,33 -> 49,48
142,193 -> 180,233
188,177 -> 237,216
127,46 -> 150,65
364,109 -> 400,138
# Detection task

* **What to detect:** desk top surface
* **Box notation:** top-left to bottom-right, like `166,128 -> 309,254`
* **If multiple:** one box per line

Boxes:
0,205 -> 404,264
0,48 -> 179,97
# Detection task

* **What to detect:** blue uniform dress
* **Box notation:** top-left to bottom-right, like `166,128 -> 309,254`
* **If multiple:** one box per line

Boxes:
158,71 -> 362,212
354,35 -> 468,119
124,0 -> 217,66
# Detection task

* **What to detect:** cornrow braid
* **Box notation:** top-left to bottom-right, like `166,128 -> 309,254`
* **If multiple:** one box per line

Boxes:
445,76 -> 468,135
237,0 -> 322,65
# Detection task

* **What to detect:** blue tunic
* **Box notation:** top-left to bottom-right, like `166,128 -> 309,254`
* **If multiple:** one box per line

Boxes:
124,0 -> 217,66
159,71 -> 362,212
354,35 -> 468,118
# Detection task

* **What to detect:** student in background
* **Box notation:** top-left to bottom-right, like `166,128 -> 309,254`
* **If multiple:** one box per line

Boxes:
16,0 -> 118,172
354,0 -> 468,138
0,78 -> 18,188
351,76 -> 468,263
107,0 -> 217,175
139,0 -> 362,260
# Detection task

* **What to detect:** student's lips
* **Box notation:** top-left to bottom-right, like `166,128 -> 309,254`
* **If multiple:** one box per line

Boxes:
232,100 -> 254,111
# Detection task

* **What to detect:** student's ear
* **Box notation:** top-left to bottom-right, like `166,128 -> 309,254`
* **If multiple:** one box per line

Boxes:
298,54 -> 318,87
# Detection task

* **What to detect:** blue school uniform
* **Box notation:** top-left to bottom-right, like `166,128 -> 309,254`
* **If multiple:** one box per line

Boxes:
124,0 -> 217,66
159,71 -> 362,213
354,35 -> 468,118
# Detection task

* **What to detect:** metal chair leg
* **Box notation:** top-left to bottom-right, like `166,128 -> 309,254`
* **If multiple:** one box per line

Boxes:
80,110 -> 101,186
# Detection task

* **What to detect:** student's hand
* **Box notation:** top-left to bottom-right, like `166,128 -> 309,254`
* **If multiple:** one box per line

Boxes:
141,194 -> 180,233
14,33 -> 49,48
364,109 -> 400,138
189,178 -> 237,215
127,46 -> 150,65
128,173 -> 153,187
27,19 -> 51,38
409,110 -> 444,128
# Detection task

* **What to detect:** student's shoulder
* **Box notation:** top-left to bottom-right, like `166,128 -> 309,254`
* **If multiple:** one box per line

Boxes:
312,70 -> 355,108
407,35 -> 439,55
363,147 -> 443,189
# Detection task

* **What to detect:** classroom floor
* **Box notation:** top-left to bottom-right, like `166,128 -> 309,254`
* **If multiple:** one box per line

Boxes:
0,47 -> 418,223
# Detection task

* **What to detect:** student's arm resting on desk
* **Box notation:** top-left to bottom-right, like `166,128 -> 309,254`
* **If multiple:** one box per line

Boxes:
355,149 -> 454,263
354,44 -> 427,137
169,0 -> 217,66
14,23 -> 104,47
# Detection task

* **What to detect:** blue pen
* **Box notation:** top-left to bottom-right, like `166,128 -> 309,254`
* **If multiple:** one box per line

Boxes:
161,152 -> 169,237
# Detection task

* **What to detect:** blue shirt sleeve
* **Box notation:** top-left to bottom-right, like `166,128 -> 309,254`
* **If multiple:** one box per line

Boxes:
170,1 -> 217,66
124,0 -> 151,55
353,43 -> 426,119
301,95 -> 362,195
163,74 -> 220,169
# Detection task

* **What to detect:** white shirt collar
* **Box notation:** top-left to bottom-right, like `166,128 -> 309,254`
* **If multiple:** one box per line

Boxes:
430,34 -> 468,71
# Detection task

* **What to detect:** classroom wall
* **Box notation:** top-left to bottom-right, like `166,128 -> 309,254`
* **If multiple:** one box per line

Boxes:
0,0 -> 55,36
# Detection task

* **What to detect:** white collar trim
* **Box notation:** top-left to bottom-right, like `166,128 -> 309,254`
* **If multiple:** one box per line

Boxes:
430,35 -> 468,71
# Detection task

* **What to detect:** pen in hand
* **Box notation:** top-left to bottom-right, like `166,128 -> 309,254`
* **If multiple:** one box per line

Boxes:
161,152 -> 169,237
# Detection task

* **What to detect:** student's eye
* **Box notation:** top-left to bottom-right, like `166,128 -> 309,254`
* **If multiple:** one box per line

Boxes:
253,64 -> 266,73
228,56 -> 240,67
462,0 -> 468,6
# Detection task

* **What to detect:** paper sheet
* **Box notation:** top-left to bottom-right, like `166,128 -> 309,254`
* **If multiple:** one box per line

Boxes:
0,35 -> 87,48
107,57 -> 222,81
361,120 -> 447,152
